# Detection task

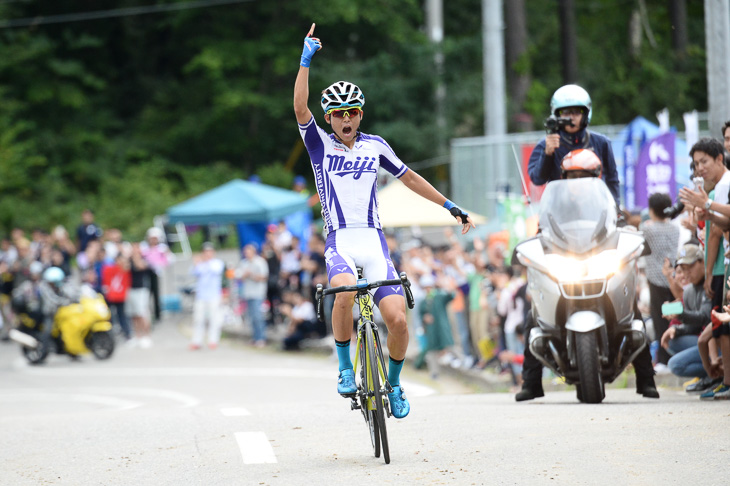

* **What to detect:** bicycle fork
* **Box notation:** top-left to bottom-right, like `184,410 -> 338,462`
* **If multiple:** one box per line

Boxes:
352,322 -> 393,416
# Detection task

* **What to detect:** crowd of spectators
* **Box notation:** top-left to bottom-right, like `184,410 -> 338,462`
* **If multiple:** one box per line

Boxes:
241,222 -> 531,388
0,209 -> 172,350
14,168 -> 730,401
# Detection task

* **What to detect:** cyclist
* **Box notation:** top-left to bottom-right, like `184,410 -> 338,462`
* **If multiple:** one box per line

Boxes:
294,24 -> 475,418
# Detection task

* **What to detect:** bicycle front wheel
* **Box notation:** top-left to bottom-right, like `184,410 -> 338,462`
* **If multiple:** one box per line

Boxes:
360,324 -> 380,458
365,320 -> 389,464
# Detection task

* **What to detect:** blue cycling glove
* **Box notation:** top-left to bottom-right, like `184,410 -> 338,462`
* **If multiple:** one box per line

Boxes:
301,35 -> 322,68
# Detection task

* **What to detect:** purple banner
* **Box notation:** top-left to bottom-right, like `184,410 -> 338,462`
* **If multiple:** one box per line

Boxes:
634,132 -> 676,209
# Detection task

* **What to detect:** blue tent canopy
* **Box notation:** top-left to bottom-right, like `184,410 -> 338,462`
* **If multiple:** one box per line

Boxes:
167,179 -> 309,225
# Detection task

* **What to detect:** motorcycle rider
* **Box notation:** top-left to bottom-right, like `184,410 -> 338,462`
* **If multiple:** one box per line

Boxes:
516,148 -> 659,401
39,267 -> 75,330
528,84 -> 621,206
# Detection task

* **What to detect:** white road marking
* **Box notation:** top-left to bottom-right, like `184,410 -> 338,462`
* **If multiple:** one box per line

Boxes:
79,387 -> 201,408
220,407 -> 251,417
234,431 -> 277,464
0,390 -> 142,411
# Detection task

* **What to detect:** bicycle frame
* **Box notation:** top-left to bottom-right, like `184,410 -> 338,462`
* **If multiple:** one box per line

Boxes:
352,292 -> 390,413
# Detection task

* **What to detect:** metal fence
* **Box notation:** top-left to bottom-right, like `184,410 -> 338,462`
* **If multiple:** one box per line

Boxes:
449,123 -> 709,222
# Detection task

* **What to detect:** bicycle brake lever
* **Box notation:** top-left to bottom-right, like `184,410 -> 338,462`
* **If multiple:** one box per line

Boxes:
315,284 -> 324,322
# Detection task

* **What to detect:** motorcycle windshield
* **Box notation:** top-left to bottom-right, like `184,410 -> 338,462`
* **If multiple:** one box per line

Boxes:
539,178 -> 617,254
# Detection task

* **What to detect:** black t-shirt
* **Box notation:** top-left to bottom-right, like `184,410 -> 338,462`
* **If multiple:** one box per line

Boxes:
76,223 -> 102,252
130,259 -> 152,289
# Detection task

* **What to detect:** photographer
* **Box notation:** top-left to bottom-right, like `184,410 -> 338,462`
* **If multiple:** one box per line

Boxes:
527,84 -> 620,206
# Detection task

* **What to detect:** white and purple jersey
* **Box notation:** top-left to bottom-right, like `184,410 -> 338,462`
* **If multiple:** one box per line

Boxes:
298,115 -> 409,234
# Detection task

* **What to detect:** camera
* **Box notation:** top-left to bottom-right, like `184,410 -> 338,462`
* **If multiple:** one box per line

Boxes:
664,177 -> 703,219
663,201 -> 685,219
543,115 -> 574,134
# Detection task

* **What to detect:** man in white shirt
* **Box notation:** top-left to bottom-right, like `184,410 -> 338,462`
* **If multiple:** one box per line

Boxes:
189,242 -> 225,350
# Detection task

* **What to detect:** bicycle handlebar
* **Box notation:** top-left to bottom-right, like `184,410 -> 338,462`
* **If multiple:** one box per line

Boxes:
315,272 -> 415,322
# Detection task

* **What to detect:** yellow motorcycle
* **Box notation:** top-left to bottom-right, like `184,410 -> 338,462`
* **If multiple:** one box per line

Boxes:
11,293 -> 115,364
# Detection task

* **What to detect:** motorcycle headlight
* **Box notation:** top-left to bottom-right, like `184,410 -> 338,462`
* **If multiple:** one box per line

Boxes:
545,254 -> 587,282
588,250 -> 621,279
545,250 -> 621,282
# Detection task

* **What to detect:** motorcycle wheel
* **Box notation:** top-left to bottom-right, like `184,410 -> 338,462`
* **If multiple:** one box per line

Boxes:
22,334 -> 50,365
575,331 -> 604,404
88,331 -> 115,360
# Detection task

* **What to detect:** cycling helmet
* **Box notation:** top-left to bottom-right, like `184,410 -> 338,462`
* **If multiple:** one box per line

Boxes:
561,149 -> 602,178
42,266 -> 65,284
29,261 -> 44,276
320,81 -> 365,113
550,84 -> 592,127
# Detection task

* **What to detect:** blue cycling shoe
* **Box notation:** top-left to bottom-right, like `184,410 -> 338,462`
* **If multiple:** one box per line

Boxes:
388,385 -> 410,419
337,368 -> 357,395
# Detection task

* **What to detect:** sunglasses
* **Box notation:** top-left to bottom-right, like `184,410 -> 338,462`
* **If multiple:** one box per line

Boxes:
558,107 -> 584,116
327,107 -> 362,118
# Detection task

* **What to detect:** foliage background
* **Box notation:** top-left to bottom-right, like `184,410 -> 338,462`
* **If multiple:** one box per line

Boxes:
0,0 -> 707,238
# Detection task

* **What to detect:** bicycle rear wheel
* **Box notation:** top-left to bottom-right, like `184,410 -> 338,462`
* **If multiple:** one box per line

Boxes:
365,320 -> 389,464
359,326 -> 380,459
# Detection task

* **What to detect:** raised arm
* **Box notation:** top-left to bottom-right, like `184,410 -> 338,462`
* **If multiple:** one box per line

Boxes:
294,23 -> 321,125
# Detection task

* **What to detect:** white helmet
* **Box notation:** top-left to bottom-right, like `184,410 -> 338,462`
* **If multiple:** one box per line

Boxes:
320,81 -> 365,113
550,84 -> 592,127
42,266 -> 65,284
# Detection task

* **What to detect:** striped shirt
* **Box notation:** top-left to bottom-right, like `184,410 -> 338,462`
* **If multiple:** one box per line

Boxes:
298,115 -> 408,234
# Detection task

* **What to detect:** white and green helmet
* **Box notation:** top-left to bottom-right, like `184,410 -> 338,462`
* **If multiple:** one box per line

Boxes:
320,81 -> 365,113
550,84 -> 592,126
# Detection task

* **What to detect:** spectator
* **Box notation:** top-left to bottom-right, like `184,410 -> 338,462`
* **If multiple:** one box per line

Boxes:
50,225 -> 76,271
442,239 -> 475,369
280,235 -> 302,290
237,243 -> 269,348
299,232 -> 327,298
640,192 -> 680,370
12,238 -> 34,287
142,227 -> 173,322
261,233 -> 282,325
705,299 -> 730,399
128,243 -> 153,349
660,244 -> 714,390
76,209 -> 103,253
679,138 -> 730,323
189,242 -> 225,350
497,266 -> 527,385
102,253 -> 132,341
281,290 -> 323,350
414,273 -> 455,378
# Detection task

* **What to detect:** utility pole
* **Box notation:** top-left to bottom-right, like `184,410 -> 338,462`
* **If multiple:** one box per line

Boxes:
426,0 -> 446,155
705,0 -> 730,136
482,0 -> 506,136
558,0 -> 578,84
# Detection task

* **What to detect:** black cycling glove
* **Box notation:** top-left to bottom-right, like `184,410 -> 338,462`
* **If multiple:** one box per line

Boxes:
449,206 -> 470,224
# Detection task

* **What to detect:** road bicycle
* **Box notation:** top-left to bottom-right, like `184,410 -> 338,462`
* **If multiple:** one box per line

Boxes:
316,269 -> 414,464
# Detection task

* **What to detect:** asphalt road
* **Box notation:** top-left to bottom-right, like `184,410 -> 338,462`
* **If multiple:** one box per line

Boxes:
1,317 -> 728,486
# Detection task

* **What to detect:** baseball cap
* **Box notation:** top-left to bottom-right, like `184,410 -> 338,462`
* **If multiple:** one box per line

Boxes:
202,241 -> 215,251
676,243 -> 703,266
